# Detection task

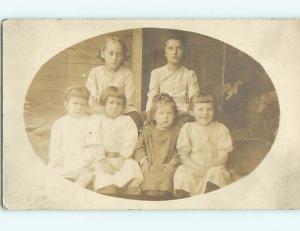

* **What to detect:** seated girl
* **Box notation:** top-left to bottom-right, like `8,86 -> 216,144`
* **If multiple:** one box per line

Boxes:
93,86 -> 143,196
173,92 -> 233,198
48,86 -> 101,188
134,93 -> 181,200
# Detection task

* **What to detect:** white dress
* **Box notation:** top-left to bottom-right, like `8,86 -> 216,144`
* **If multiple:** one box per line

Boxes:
93,114 -> 143,189
146,65 -> 200,113
86,65 -> 137,113
48,114 -> 102,179
173,121 -> 233,195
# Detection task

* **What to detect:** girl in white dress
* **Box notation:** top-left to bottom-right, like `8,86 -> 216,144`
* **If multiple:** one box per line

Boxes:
173,92 -> 233,198
86,36 -> 143,130
93,86 -> 143,196
48,86 -> 101,188
146,32 -> 200,123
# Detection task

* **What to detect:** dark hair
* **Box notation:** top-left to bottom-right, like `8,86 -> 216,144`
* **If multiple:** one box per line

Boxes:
162,31 -> 187,55
99,86 -> 127,107
149,93 -> 178,124
98,36 -> 130,64
63,86 -> 90,102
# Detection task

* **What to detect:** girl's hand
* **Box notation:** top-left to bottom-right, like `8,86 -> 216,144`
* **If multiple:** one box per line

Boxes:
95,93 -> 101,104
162,163 -> 173,174
100,159 -> 116,175
50,159 -> 64,168
114,156 -> 125,171
140,158 -> 150,174
85,158 -> 95,171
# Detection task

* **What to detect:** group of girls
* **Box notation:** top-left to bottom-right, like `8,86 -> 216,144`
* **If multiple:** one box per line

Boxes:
48,34 -> 233,199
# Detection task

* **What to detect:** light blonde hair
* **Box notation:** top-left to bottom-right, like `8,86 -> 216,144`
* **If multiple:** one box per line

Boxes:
98,36 -> 130,64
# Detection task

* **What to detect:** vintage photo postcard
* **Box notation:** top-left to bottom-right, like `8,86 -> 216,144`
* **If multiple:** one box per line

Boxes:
2,19 -> 300,209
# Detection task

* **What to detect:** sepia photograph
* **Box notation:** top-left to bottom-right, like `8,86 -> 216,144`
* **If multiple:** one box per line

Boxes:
3,19 -> 300,209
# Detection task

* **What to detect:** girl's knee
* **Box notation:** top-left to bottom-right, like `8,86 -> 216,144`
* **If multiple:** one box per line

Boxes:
96,185 -> 119,195
174,165 -> 185,176
174,189 -> 191,199
207,166 -> 228,174
206,166 -> 231,186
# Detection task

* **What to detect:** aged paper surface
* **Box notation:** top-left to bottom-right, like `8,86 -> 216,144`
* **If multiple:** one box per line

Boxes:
3,19 -> 300,209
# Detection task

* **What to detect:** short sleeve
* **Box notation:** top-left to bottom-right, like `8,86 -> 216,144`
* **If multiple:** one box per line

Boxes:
216,124 -> 233,153
188,70 -> 200,99
133,131 -> 147,163
176,123 -> 192,156
146,69 -> 160,112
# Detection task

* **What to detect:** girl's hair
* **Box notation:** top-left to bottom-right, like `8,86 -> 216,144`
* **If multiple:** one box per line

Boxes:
149,93 -> 178,123
162,31 -> 187,56
189,91 -> 217,111
63,86 -> 90,102
99,86 -> 127,106
98,36 -> 130,64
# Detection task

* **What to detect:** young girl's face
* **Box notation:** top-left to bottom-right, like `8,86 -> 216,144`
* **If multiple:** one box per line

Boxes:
165,39 -> 183,65
104,96 -> 124,118
101,41 -> 124,71
154,104 -> 176,130
192,102 -> 214,126
64,96 -> 88,118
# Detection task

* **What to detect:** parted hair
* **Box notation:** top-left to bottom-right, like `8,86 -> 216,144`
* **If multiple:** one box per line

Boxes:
162,31 -> 187,57
163,31 -> 186,47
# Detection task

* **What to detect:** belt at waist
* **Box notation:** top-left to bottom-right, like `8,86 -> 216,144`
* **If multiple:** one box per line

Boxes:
105,152 -> 120,158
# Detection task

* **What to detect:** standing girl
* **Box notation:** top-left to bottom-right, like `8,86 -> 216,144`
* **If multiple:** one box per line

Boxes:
135,93 -> 181,200
93,86 -> 143,196
173,92 -> 233,198
146,32 -> 200,122
86,36 -> 143,130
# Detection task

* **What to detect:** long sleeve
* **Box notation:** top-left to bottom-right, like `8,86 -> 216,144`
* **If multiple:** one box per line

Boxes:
167,150 -> 180,167
133,132 -> 147,163
124,71 -> 136,108
84,117 -> 106,161
188,71 -> 200,99
146,69 -> 160,111
48,121 -> 62,164
120,117 -> 139,158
